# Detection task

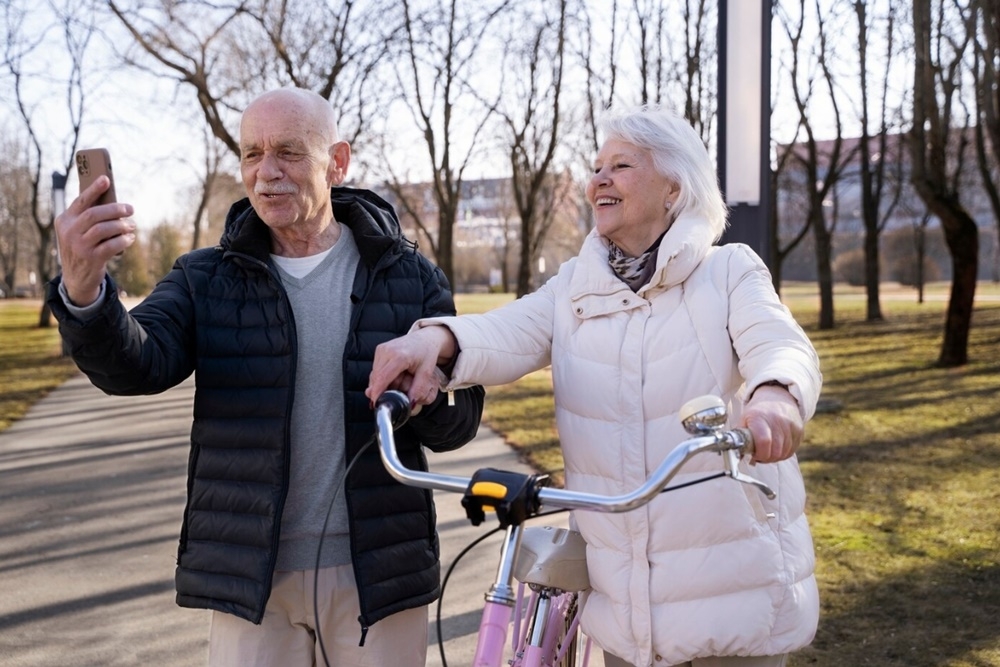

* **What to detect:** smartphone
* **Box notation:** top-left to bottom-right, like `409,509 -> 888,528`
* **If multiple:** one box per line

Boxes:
75,148 -> 117,206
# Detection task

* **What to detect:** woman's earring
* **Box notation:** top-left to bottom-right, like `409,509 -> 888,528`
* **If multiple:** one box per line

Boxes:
665,201 -> 673,210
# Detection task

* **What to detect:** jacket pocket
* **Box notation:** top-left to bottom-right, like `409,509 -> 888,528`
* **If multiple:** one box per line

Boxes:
177,443 -> 201,559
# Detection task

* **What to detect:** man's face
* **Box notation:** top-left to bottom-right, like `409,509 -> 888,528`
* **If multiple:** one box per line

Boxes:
239,97 -> 346,231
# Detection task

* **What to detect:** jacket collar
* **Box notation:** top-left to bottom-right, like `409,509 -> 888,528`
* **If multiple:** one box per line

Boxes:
570,212 -> 716,302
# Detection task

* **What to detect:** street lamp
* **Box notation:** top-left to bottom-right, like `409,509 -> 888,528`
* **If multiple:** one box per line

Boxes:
717,0 -> 772,266
50,171 -> 69,351
51,171 -> 68,218
51,171 -> 68,282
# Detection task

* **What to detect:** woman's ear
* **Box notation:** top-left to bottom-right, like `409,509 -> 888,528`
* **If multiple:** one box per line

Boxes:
665,181 -> 681,209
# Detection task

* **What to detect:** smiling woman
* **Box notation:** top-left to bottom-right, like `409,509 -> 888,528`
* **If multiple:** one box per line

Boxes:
366,103 -> 823,667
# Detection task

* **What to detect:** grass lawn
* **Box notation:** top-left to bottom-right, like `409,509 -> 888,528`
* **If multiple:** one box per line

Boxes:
3,282 -> 999,665
0,301 -> 78,431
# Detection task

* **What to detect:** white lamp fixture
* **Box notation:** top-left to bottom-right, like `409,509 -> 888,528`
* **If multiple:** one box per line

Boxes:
51,171 -> 67,217
724,1 -> 763,206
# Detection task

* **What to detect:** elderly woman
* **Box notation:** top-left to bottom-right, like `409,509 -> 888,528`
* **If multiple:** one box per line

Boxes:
366,105 -> 821,667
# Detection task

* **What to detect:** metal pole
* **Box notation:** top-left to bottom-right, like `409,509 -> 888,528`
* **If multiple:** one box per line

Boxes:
718,0 -> 772,268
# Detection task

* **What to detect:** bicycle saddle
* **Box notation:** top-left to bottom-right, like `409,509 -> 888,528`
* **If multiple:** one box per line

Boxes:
513,526 -> 590,593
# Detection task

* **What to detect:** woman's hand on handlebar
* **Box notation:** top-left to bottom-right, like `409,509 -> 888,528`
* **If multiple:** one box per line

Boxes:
366,325 -> 458,411
742,384 -> 804,464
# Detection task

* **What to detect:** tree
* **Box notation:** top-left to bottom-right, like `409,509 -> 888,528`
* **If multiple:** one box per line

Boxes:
770,126 -> 813,292
972,0 -> 1000,281
853,0 -> 907,322
780,0 -> 856,330
574,0 -> 717,155
575,0 -> 620,158
497,0 -> 569,296
108,233 -> 149,296
633,0 -> 666,106
146,221 -> 184,284
197,171 -> 246,250
674,0 -> 716,142
107,0 -> 390,214
185,128 -> 231,251
909,0 -> 979,366
108,0 -> 248,157
2,0 -> 94,325
380,0 -> 509,288
0,133 -> 36,297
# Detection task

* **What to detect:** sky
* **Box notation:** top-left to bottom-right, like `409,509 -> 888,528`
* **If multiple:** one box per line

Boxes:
1,0 -> 885,237
0,1 -> 220,231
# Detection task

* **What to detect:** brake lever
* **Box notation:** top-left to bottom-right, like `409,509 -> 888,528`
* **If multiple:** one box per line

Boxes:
721,446 -> 776,500
680,397 -> 777,500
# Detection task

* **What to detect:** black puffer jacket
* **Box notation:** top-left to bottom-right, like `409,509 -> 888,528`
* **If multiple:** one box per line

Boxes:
46,187 -> 485,634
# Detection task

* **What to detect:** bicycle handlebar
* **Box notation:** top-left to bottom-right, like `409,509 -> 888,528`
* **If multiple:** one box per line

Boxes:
374,390 -> 775,519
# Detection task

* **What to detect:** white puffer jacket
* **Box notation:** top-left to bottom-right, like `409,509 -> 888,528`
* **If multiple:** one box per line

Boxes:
426,213 -> 822,667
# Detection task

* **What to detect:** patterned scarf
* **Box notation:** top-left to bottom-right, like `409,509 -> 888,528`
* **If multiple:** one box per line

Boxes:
608,231 -> 667,292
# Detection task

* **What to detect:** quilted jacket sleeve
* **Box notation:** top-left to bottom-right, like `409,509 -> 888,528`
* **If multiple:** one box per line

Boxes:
402,256 -> 485,453
415,274 -> 561,389
725,245 -> 822,420
46,267 -> 197,396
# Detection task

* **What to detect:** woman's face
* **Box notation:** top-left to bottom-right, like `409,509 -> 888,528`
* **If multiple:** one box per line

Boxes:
586,138 -> 679,257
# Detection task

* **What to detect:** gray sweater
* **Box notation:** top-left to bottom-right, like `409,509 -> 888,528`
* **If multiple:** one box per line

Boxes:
271,226 -> 359,570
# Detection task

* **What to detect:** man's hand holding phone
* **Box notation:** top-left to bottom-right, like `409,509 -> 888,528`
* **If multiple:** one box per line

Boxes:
56,149 -> 136,307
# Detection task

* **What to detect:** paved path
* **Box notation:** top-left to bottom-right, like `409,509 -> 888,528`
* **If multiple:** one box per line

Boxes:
0,373 -> 599,666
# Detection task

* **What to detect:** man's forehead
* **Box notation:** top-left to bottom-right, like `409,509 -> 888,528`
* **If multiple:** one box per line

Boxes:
240,134 -> 308,150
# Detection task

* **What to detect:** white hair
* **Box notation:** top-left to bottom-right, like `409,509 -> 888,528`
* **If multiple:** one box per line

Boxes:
597,105 -> 729,240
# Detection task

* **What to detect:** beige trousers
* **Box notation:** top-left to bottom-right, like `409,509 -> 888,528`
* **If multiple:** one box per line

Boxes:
603,651 -> 788,667
208,565 -> 428,667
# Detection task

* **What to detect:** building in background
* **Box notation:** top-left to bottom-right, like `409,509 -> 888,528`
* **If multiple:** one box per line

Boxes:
776,132 -> 999,285
377,173 -> 587,293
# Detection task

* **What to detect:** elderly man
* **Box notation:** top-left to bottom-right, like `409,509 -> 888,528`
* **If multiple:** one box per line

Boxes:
47,87 -> 484,667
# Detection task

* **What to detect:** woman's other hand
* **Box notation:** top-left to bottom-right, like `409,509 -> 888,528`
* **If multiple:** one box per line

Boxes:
742,384 -> 804,463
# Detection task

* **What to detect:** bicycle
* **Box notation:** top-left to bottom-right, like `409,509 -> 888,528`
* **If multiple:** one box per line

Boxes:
373,391 -> 777,667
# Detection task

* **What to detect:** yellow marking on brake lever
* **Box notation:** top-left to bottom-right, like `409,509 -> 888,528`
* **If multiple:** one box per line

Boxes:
471,481 -> 508,500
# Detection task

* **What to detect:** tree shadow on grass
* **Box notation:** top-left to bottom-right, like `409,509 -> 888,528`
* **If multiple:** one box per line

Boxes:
794,390 -> 1000,664
794,559 -> 1000,666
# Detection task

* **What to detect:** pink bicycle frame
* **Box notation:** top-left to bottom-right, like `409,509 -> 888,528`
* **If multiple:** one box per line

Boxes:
472,525 -> 522,666
473,601 -> 515,666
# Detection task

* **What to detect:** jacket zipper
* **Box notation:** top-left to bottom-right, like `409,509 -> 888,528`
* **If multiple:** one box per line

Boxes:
230,249 -> 297,624
347,246 -> 401,642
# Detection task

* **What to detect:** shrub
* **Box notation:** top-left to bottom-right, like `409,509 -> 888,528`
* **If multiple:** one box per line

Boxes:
832,248 -> 867,286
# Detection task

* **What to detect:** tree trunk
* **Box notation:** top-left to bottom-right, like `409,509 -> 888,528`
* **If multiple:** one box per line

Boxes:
909,0 -> 978,366
436,204 -> 456,290
812,207 -> 835,330
916,223 -> 926,304
516,213 -> 533,298
863,224 -> 883,320
35,225 -> 56,328
937,208 -> 979,366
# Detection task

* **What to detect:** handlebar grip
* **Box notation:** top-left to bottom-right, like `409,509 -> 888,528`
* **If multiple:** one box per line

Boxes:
732,427 -> 755,456
375,390 -> 412,428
